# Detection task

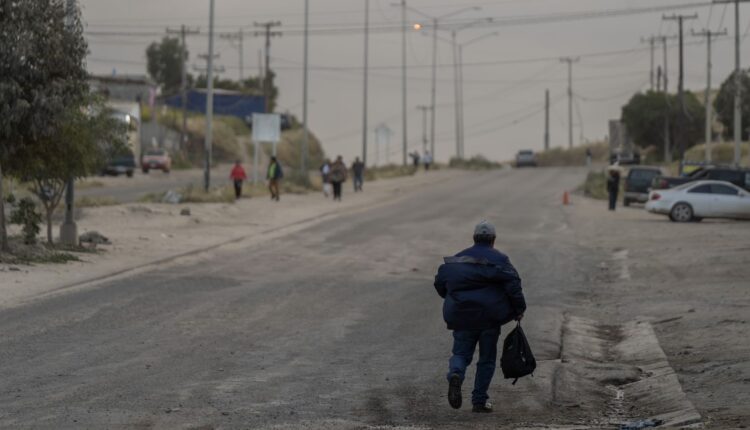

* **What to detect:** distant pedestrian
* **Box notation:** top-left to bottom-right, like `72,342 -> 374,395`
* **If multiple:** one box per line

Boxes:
329,155 -> 348,201
267,156 -> 284,202
352,157 -> 365,192
229,160 -> 247,200
320,159 -> 332,198
423,151 -> 433,171
411,151 -> 421,169
434,221 -> 526,413
585,148 -> 593,168
607,167 -> 621,211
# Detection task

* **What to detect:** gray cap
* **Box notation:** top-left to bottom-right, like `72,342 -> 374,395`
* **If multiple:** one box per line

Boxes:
474,220 -> 496,237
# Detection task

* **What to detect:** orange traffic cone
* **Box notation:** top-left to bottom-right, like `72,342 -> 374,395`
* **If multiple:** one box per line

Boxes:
562,191 -> 570,206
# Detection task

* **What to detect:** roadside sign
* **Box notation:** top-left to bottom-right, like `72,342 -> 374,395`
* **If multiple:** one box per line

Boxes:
252,113 -> 281,143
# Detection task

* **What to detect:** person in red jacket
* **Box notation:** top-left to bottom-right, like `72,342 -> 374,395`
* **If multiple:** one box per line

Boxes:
229,160 -> 247,200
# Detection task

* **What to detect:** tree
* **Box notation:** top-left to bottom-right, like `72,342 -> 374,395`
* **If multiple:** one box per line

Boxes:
146,37 -> 185,95
713,69 -> 750,140
0,0 -> 89,251
621,91 -> 705,161
15,101 -> 126,244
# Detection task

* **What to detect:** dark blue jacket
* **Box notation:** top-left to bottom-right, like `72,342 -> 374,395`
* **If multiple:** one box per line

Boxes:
434,244 -> 526,331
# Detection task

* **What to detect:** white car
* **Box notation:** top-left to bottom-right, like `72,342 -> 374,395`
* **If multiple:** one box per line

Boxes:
645,180 -> 750,222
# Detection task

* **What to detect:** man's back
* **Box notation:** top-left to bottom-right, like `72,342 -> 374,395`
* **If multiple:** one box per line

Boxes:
435,244 -> 526,331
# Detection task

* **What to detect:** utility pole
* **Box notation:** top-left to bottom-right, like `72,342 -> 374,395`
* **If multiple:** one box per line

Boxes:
544,89 -> 550,151
302,0 -> 309,176
641,36 -> 658,91
430,18 -> 438,160
60,0 -> 78,246
693,28 -> 728,162
400,0 -> 408,166
219,29 -> 245,81
362,0 -> 370,166
168,25 -> 200,150
560,57 -> 580,149
254,21 -> 282,113
417,105 -> 430,153
204,0 -> 216,191
452,30 -> 461,159
663,13 -> 698,158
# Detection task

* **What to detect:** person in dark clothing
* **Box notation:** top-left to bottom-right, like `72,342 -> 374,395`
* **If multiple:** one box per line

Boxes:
229,160 -> 247,200
607,168 -> 621,211
329,155 -> 348,201
351,157 -> 365,192
267,156 -> 284,201
434,221 -> 526,413
410,151 -> 421,169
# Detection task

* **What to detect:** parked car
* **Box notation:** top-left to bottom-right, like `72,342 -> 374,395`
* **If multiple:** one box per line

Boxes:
101,152 -> 136,177
141,149 -> 171,173
515,150 -> 537,168
652,167 -> 750,191
645,180 -> 750,222
623,166 -> 663,206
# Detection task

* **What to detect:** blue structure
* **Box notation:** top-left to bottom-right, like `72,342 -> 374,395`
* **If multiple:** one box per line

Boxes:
164,89 -> 265,121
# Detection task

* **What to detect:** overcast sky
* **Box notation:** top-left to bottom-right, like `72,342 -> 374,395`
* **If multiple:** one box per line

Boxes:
80,0 -> 747,163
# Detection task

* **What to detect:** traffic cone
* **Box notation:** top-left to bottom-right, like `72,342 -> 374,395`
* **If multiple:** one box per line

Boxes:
563,191 -> 570,206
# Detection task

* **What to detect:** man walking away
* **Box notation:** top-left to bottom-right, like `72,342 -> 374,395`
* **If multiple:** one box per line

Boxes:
329,156 -> 348,201
423,151 -> 433,171
434,221 -> 526,413
267,156 -> 284,202
229,160 -> 247,200
352,157 -> 365,192
411,151 -> 421,169
607,167 -> 620,211
320,159 -> 332,198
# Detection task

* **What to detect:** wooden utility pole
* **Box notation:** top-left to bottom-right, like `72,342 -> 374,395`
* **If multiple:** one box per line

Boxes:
560,57 -> 580,149
254,21 -> 282,113
663,13 -> 698,158
219,28 -> 245,81
693,28 -> 728,162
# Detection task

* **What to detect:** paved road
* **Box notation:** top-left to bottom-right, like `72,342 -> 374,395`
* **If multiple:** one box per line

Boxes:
1,168 -> 618,428
79,167 -> 232,203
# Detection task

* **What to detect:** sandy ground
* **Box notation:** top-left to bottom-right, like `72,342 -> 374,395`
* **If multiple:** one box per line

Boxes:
0,169 -> 461,309
563,193 -> 750,428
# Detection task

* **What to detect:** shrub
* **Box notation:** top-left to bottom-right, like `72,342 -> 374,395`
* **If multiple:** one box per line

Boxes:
10,197 -> 42,244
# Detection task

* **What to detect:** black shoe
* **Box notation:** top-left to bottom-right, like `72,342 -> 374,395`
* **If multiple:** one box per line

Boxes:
472,402 -> 493,413
448,373 -> 462,409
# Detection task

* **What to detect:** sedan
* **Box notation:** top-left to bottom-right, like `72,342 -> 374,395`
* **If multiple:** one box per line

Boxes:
141,149 -> 172,174
645,180 -> 750,222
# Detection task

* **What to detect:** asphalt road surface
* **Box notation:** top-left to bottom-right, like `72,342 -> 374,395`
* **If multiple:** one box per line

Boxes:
79,167 -> 231,203
0,168 -> 677,428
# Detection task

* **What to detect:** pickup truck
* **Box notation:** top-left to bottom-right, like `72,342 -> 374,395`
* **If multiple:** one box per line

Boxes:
652,167 -> 750,192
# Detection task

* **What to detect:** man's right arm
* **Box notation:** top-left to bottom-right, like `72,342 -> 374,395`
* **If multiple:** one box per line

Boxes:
495,262 -> 526,318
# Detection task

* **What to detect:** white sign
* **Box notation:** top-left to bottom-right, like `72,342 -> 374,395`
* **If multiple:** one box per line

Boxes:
252,113 -> 281,143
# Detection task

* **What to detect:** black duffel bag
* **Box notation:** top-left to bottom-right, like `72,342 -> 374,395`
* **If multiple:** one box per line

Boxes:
500,322 -> 536,385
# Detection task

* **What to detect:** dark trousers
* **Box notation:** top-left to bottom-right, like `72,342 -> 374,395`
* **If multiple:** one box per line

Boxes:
353,174 -> 363,192
332,181 -> 343,201
269,179 -> 280,201
233,180 -> 243,199
608,190 -> 618,211
447,327 -> 501,406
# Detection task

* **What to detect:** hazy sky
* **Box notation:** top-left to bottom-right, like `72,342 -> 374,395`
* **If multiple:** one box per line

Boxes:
80,0 -> 746,163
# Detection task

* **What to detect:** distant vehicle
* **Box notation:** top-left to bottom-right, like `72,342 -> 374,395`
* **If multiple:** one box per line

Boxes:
608,120 -> 640,165
652,167 -> 750,192
645,180 -> 750,222
515,150 -> 537,168
141,149 -> 172,174
623,166 -> 664,206
102,151 -> 136,178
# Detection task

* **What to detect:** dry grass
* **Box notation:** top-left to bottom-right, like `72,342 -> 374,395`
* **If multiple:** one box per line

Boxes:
536,142 -> 609,167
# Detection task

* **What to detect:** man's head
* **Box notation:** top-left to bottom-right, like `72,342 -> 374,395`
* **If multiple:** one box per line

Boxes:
271,156 -> 277,163
473,220 -> 496,247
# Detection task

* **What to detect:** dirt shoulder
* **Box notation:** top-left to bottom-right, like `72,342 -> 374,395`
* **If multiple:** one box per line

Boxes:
0,169 -> 466,309
564,194 -> 750,428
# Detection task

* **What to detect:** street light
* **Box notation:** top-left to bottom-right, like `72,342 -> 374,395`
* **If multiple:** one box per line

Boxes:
395,3 -> 482,161
458,31 -> 499,157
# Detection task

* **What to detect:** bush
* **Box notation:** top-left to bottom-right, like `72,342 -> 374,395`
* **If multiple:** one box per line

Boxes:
10,197 -> 42,244
536,142 -> 609,167
579,170 -> 609,200
449,155 -> 501,170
